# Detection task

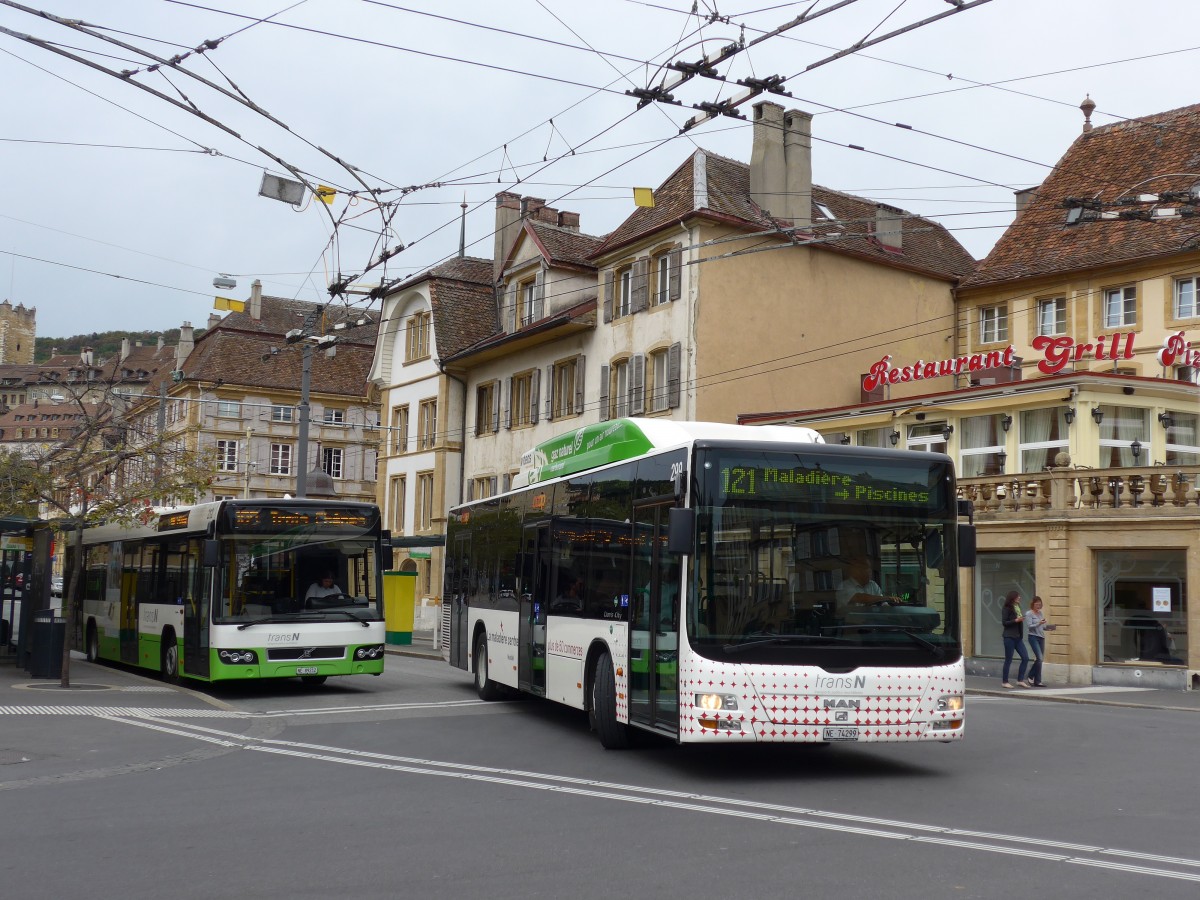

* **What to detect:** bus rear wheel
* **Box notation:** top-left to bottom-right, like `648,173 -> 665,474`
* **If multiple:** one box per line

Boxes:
85,623 -> 99,663
590,651 -> 630,749
474,638 -> 502,701
160,633 -> 179,685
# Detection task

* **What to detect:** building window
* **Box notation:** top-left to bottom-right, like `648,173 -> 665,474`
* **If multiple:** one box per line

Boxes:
389,405 -> 409,453
216,439 -> 239,472
519,279 -> 537,327
1018,408 -> 1070,472
979,305 -> 1007,343
271,405 -> 293,423
1037,297 -> 1066,336
471,476 -> 497,500
416,471 -> 434,531
1097,405 -> 1148,466
652,253 -> 671,306
906,423 -> 947,455
610,359 -> 629,419
1175,276 -> 1199,320
322,446 -> 343,480
511,372 -> 533,427
406,310 -> 431,361
216,400 -> 240,418
475,381 -> 498,436
1104,285 -> 1137,328
552,359 -> 577,419
322,408 -> 345,426
389,475 -> 406,534
855,427 -> 892,448
418,399 -> 437,450
1099,549 -> 1187,666
269,443 -> 293,475
974,551 -> 1036,660
617,267 -> 633,318
959,414 -> 1007,476
1164,411 -> 1198,465
648,349 -> 670,412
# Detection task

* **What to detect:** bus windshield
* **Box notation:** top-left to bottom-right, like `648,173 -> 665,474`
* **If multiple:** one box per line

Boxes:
213,528 -> 382,625
690,446 -> 961,667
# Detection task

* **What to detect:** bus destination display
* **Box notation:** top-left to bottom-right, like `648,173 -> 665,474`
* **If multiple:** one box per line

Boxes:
230,507 -> 375,531
718,462 -> 936,508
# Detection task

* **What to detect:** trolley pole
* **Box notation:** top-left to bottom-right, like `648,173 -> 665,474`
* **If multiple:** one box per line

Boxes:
296,342 -> 312,499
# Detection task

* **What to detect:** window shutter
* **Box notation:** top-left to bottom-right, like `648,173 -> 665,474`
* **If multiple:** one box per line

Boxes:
472,395 -> 479,437
534,268 -> 545,320
631,257 -> 649,313
630,353 -> 645,416
502,473 -> 511,493
603,269 -> 614,323
546,364 -> 555,420
492,381 -> 501,433
495,282 -> 505,321
668,342 -> 682,409
507,283 -> 517,333
599,365 -> 610,421
489,476 -> 498,497
668,247 -> 682,301
466,479 -> 475,501
575,355 -> 586,415
504,377 -> 512,430
530,367 -> 540,424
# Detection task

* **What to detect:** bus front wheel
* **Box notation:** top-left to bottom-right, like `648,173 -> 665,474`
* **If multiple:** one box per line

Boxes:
160,633 -> 180,685
474,638 -> 502,701
85,623 -> 99,663
590,651 -> 630,749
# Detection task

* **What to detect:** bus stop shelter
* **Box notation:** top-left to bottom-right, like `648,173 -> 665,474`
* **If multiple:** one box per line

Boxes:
1,515 -> 54,669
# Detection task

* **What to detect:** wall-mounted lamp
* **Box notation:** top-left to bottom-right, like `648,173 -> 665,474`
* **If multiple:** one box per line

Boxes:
889,430 -> 901,446
939,424 -> 954,441
1159,412 -> 1174,429
1000,414 -> 1013,432
839,434 -> 852,445
1091,407 -> 1104,425
1130,439 -> 1142,463
997,449 -> 1008,474
1063,407 -> 1076,426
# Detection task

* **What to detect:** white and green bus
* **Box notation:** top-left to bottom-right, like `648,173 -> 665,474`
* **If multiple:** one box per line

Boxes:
445,419 -> 975,747
68,499 -> 387,685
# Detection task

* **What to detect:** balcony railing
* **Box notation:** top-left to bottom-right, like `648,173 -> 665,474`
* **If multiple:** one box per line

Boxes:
959,465 -> 1200,516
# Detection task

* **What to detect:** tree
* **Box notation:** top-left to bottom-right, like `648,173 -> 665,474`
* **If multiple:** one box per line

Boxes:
0,374 -> 216,687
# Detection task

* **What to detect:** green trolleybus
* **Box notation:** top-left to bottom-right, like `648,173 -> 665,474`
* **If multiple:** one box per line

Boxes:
445,419 -> 975,747
68,499 -> 387,684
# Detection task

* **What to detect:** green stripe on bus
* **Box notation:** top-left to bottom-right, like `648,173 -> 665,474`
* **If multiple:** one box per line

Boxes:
524,419 -> 654,484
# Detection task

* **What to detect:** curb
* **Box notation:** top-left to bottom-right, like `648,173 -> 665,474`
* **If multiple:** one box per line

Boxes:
967,687 -> 1200,713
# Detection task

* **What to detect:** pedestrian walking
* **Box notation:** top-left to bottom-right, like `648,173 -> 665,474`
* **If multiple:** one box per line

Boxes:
1000,590 -> 1030,688
1024,596 -> 1054,686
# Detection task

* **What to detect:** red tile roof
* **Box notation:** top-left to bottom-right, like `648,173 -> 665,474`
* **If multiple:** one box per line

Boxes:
526,221 -> 605,270
964,102 -> 1200,288
386,256 -> 498,358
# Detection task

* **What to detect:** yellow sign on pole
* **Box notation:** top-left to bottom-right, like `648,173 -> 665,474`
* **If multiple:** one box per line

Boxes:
316,186 -> 337,205
214,297 -> 246,312
633,187 -> 656,208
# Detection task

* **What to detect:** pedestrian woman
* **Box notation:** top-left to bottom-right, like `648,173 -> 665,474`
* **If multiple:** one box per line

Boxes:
1000,590 -> 1029,688
1024,596 -> 1051,687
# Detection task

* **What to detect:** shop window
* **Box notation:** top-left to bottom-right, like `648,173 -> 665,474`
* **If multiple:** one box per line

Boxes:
1164,411 -> 1199,465
1019,407 -> 1070,472
960,414 -> 1006,477
1097,405 -> 1148,467
1099,550 -> 1187,666
856,426 -> 893,448
907,422 -> 947,455
974,551 -> 1036,659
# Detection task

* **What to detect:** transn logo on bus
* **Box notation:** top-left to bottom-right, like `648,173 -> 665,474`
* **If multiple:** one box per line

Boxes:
814,675 -> 867,691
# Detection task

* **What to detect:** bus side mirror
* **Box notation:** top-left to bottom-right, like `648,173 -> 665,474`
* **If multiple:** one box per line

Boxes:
203,539 -> 221,568
957,524 -> 976,568
667,507 -> 695,555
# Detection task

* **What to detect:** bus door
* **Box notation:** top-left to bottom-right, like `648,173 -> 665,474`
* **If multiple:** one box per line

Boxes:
119,546 -> 139,665
518,523 -> 548,696
629,501 -> 680,732
183,540 -> 210,678
450,532 -> 471,670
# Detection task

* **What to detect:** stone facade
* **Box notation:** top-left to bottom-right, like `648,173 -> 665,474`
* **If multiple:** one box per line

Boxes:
0,301 -> 35,365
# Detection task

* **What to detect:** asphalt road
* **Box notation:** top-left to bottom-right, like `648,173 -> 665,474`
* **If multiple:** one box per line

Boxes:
2,654 -> 1197,899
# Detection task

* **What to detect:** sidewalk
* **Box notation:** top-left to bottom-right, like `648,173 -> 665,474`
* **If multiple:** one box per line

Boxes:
965,674 -> 1200,712
385,629 -> 442,661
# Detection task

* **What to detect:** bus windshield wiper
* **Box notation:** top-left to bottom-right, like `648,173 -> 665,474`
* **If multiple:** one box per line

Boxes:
823,625 -> 944,658
722,635 -> 848,653
236,617 -> 279,630
317,609 -> 373,627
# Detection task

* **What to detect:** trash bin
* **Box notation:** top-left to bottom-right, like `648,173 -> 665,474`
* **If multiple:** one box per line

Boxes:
28,612 -> 65,679
383,571 -> 417,645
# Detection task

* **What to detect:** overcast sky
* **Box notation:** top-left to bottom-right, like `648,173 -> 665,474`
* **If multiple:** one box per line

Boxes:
2,0 -> 1198,339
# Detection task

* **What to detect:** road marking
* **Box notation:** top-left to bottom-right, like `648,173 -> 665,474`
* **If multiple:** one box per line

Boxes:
91,715 -> 1200,885
0,698 -> 490,718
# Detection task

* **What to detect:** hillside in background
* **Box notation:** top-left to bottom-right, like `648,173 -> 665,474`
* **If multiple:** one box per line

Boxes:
33,328 -> 203,363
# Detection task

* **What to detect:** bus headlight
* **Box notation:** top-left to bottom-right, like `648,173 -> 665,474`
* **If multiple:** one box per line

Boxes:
695,692 -> 738,711
937,694 -> 964,712
354,644 -> 384,660
218,649 -> 258,665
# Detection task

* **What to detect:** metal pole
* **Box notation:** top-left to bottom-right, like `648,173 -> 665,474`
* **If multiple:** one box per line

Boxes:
296,343 -> 312,498
153,382 -> 167,495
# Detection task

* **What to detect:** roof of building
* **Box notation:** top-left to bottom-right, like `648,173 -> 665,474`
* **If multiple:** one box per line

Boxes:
524,220 -> 606,270
589,148 -> 975,281
964,102 -> 1200,288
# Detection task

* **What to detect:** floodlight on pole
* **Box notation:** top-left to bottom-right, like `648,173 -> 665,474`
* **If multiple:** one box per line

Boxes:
259,172 -> 306,206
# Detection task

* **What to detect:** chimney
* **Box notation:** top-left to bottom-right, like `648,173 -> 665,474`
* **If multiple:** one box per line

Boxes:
120,338 -> 131,361
81,346 -> 94,367
156,335 -> 164,351
1014,187 -> 1038,216
536,205 -> 559,224
783,108 -> 813,229
521,197 -> 546,218
874,204 -> 903,251
493,191 -> 523,281
558,211 -> 580,231
250,279 -> 262,321
750,101 -> 786,217
208,313 -> 221,330
1080,95 -> 1095,133
176,322 -> 194,369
